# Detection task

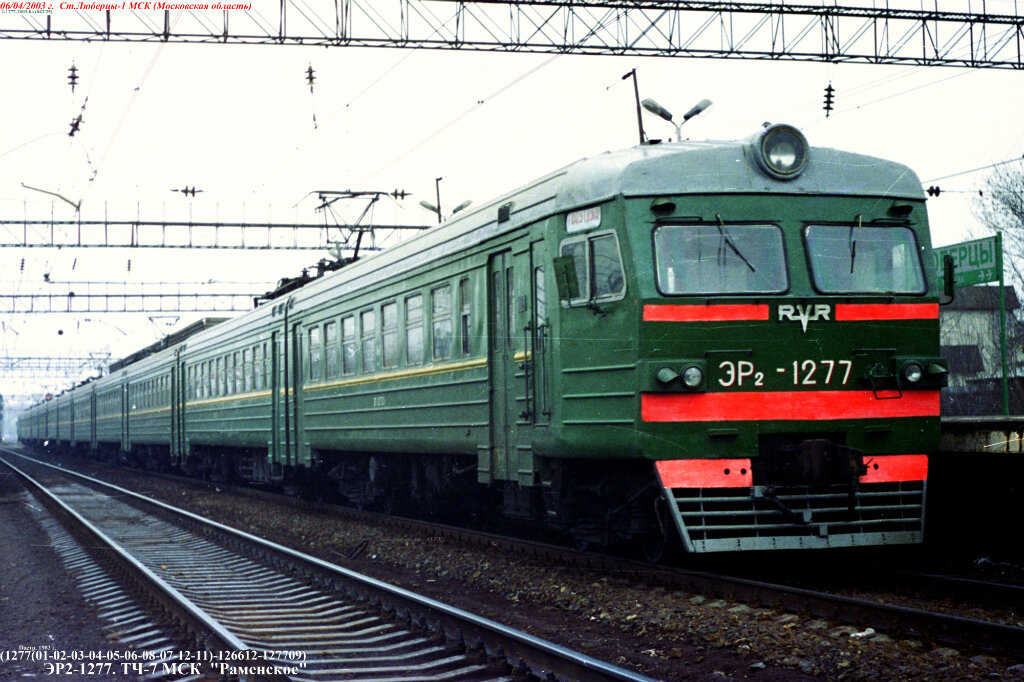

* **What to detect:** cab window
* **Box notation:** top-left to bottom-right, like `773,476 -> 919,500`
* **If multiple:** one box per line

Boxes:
654,223 -> 787,295
805,224 -> 926,294
559,231 -> 625,303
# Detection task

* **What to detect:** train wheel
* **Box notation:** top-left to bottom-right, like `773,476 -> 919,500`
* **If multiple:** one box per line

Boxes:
571,526 -> 593,552
640,532 -> 669,564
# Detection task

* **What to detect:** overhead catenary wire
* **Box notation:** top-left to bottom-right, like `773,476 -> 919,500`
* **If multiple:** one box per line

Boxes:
923,155 -> 1024,183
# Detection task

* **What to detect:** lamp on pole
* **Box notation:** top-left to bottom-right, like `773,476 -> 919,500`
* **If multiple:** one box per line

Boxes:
641,98 -> 712,141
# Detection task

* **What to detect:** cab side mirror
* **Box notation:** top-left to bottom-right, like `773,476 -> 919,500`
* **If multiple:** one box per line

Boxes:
940,254 -> 956,306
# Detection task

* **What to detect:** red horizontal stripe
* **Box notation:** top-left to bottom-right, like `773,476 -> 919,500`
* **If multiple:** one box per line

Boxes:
643,304 -> 769,322
655,454 -> 927,489
656,459 -> 753,488
835,303 -> 938,321
641,390 -> 940,422
860,454 -> 928,483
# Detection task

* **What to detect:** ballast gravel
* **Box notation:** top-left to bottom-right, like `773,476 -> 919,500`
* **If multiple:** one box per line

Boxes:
18,454 -> 1024,681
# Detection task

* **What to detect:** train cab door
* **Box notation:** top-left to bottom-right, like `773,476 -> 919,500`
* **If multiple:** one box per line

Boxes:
486,251 -> 518,483
530,239 -> 552,427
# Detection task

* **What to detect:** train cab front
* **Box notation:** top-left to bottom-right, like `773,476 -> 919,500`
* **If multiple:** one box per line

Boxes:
631,124 -> 946,553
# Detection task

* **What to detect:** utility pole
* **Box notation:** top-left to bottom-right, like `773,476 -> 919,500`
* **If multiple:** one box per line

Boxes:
623,69 -> 646,144
433,177 -> 443,225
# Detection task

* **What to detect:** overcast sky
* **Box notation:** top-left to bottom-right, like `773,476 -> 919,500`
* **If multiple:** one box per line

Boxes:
1,1 -> 1022,402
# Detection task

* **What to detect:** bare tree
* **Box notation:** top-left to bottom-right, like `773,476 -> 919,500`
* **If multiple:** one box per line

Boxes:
975,161 -> 1024,287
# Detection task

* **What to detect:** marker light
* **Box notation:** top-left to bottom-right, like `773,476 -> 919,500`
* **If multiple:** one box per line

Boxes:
754,124 -> 809,180
901,362 -> 924,384
656,367 -> 680,385
682,365 -> 704,388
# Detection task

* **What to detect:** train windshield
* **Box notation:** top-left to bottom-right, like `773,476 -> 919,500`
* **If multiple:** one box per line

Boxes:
805,225 -> 926,295
654,223 -> 788,295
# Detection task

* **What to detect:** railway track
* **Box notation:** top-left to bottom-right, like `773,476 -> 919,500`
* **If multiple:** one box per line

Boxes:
146,459 -> 1024,657
0,449 -> 656,682
14,448 -> 1024,661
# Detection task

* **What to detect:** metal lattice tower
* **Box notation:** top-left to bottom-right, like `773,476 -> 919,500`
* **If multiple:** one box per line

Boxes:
0,354 -> 110,379
1,1 -> 1021,69
0,217 -> 426,250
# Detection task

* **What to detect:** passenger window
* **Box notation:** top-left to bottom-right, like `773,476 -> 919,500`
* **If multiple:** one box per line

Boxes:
406,295 -> 423,365
432,284 -> 453,360
233,351 -> 242,393
254,344 -> 264,390
459,278 -> 471,355
243,349 -> 252,392
382,302 -> 399,368
361,310 -> 376,372
216,357 -> 225,396
325,322 -> 338,378
309,327 -> 322,382
342,316 -> 357,375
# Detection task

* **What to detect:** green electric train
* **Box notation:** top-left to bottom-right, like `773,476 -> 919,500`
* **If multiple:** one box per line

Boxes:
19,124 -> 947,555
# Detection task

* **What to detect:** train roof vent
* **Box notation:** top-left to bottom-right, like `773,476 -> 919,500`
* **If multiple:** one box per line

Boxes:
497,202 -> 512,223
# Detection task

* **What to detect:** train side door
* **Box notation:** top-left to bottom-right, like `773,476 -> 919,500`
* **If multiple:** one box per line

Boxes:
290,320 -> 306,469
171,353 -> 185,467
270,330 -> 282,470
487,251 -> 516,482
271,296 -> 298,476
90,389 -> 97,452
121,381 -> 130,455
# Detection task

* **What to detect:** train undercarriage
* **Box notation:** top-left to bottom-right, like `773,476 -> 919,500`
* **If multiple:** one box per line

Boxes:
45,433 -> 925,559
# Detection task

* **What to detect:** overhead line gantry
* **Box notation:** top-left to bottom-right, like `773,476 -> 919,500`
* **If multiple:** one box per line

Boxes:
1,1 -> 1021,69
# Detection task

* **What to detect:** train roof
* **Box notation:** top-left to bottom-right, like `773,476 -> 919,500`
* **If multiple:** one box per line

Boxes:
282,134 -> 925,305
555,137 -> 926,207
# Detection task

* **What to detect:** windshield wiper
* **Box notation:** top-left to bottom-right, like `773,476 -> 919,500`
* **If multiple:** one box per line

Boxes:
849,214 -> 862,274
715,213 -> 755,273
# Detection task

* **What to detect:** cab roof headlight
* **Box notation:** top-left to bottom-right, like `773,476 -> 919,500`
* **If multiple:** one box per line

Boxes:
754,124 -> 809,180
682,365 -> 704,389
901,361 -> 924,384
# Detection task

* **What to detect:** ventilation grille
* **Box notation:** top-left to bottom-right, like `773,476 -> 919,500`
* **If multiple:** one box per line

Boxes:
497,202 -> 512,223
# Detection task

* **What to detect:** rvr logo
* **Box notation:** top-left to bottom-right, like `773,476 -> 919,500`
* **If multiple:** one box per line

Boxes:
778,303 -> 831,333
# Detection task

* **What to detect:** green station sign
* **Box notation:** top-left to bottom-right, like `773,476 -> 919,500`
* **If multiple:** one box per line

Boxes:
933,235 -> 1002,287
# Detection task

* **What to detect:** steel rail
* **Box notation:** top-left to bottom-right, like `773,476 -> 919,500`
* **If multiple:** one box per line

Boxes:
1,449 -> 657,682
0,455 -> 261,673
330,502 -> 1024,656
889,570 -> 1024,606
83,453 -> 1024,657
